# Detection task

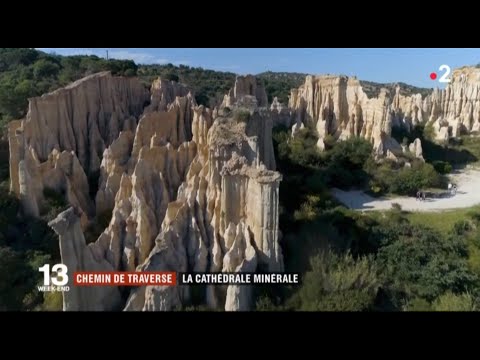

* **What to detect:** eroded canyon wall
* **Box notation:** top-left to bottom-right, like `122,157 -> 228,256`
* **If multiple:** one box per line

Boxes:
288,75 -> 422,160
286,67 -> 480,155
427,67 -> 480,141
28,74 -> 283,311
9,72 -> 150,218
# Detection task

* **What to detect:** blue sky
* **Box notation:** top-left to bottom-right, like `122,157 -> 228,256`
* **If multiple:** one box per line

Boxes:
37,48 -> 480,88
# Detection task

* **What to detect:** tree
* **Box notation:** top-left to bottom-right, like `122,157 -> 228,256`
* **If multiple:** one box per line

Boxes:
432,292 -> 476,311
0,247 -> 34,310
290,251 -> 379,311
377,224 -> 477,304
33,58 -> 60,78
325,137 -> 373,188
164,73 -> 179,82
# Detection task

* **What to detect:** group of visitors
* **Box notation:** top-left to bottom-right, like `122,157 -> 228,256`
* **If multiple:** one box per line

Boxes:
416,190 -> 426,201
417,183 -> 458,201
448,183 -> 458,195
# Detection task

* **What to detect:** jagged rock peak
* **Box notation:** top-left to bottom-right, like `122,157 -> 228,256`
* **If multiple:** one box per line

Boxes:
22,71 -> 149,170
9,71 -> 150,216
427,66 -> 480,140
221,75 -> 268,109
144,77 -> 193,113
48,207 -> 122,311
288,73 -> 424,162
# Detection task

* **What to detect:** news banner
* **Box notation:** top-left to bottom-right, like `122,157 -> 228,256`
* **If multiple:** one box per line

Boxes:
37,264 -> 300,292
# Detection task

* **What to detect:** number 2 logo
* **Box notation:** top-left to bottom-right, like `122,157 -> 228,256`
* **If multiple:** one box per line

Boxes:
38,264 -> 69,286
438,64 -> 451,83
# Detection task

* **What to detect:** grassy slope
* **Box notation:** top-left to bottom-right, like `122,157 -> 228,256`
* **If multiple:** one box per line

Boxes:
405,206 -> 480,233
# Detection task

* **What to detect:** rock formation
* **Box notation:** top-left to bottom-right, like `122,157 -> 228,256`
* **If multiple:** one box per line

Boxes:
426,67 -> 480,141
222,75 -> 268,109
288,75 -> 426,160
270,97 -> 292,128
48,207 -> 122,311
362,67 -> 480,143
9,72 -> 149,218
143,78 -> 190,113
15,73 -> 284,312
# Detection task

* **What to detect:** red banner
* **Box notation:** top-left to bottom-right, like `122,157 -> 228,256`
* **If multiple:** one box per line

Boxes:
73,272 -> 176,286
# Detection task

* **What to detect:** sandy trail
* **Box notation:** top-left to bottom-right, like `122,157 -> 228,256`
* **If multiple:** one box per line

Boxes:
332,168 -> 480,212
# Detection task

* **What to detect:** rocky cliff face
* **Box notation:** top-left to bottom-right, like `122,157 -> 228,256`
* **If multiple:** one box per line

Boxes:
341,67 -> 480,144
426,67 -> 480,141
25,74 -> 283,311
9,72 -> 149,218
222,75 -> 268,109
48,207 -> 122,311
288,75 -> 425,160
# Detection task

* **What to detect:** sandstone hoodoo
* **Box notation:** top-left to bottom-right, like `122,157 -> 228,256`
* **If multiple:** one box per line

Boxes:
427,67 -> 480,141
287,75 -> 425,161
11,72 -> 283,311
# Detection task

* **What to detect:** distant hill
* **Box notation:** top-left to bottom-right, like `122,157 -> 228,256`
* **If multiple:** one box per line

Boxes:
256,71 -> 307,104
137,67 -> 307,107
359,80 -> 433,99
0,48 -> 434,130
137,64 -> 236,107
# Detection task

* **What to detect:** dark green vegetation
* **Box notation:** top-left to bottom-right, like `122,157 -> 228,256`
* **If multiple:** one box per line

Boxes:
138,67 -> 306,107
0,180 -> 66,310
254,126 -> 480,311
139,64 -> 236,107
257,71 -> 306,104
359,80 -> 432,99
275,125 -> 445,197
0,48 -> 138,128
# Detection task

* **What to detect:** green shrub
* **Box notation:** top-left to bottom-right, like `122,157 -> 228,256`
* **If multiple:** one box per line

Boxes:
377,224 -> 477,303
423,123 -> 436,142
432,292 -> 476,311
293,195 -> 321,222
323,134 -> 336,150
325,137 -> 373,188
42,291 -> 63,311
453,220 -> 473,235
164,73 -> 179,82
389,162 -> 442,195
0,246 -> 34,310
391,203 -> 402,211
290,251 -> 379,311
406,297 -> 432,311
255,296 -> 282,311
432,160 -> 453,174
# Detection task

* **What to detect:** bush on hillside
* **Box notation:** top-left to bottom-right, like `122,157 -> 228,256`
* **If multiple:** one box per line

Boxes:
289,251 -> 379,311
432,160 -> 453,174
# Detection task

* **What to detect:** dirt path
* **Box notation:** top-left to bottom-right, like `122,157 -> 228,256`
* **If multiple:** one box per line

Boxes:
332,168 -> 480,212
